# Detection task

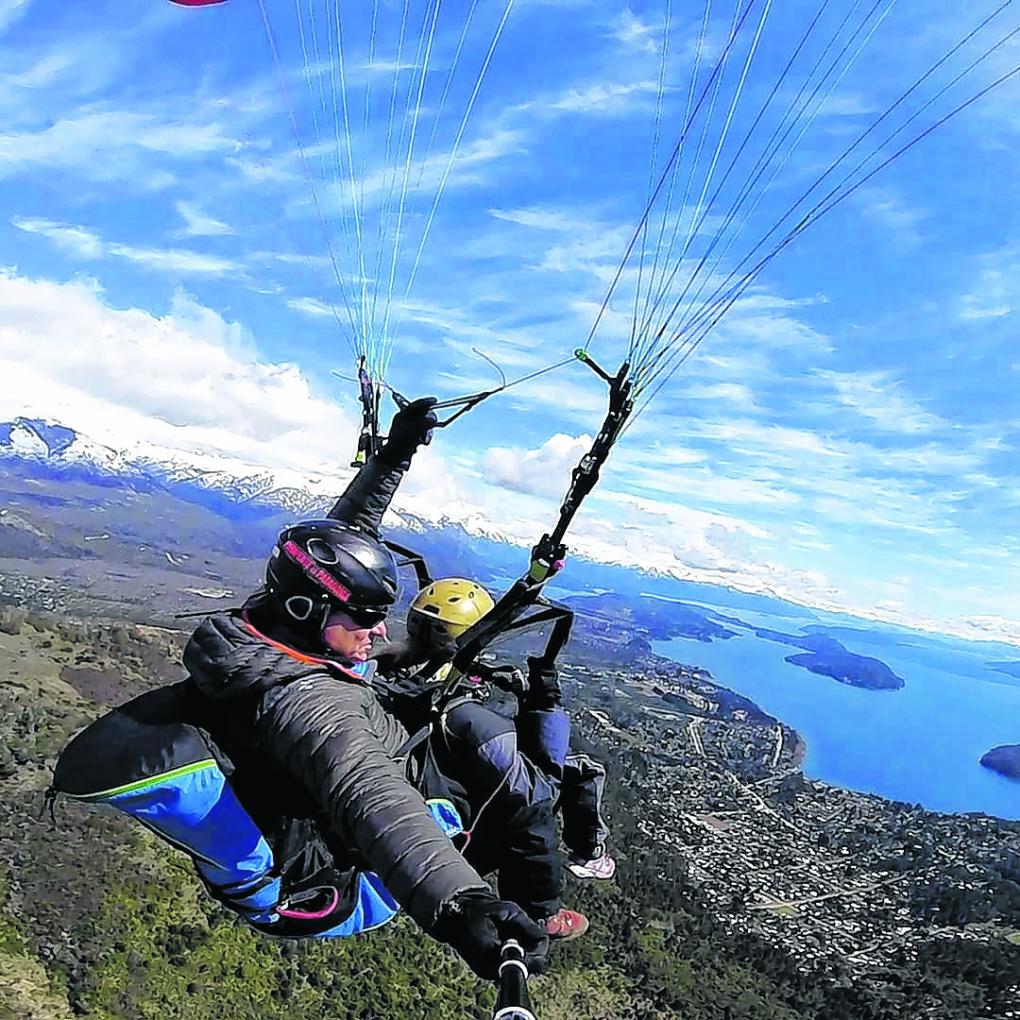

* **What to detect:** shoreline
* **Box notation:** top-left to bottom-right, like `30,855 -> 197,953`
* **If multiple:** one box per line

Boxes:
648,646 -> 1019,826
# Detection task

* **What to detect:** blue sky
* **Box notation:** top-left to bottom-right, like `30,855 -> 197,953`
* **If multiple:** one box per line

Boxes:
0,0 -> 1018,643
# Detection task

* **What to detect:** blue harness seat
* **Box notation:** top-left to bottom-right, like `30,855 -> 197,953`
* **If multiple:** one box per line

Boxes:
52,683 -> 462,938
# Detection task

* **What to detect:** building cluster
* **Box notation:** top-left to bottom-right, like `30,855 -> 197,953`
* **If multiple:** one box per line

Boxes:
561,660 -> 1020,977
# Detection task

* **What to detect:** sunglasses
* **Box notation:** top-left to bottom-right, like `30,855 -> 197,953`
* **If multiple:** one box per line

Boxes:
326,606 -> 388,630
284,595 -> 387,630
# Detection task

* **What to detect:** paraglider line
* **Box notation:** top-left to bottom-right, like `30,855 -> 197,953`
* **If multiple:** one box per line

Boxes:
257,0 -> 361,352
631,0 -> 1020,396
583,0 -> 765,351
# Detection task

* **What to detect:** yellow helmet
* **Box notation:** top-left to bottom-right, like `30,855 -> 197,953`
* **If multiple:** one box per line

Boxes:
409,577 -> 495,640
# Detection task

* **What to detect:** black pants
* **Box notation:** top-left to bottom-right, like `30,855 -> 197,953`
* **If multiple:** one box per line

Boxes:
410,699 -> 561,921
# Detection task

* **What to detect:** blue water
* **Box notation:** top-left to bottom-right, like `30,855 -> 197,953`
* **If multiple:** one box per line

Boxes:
653,604 -> 1020,820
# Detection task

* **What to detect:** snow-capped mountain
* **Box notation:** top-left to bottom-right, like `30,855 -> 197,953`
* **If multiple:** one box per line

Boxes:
0,416 -> 511,547
4,417 -> 1019,648
1,417 -> 337,517
0,417 -> 125,470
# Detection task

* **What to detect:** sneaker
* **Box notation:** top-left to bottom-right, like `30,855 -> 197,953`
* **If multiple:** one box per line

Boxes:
566,848 -> 617,881
544,907 -> 590,942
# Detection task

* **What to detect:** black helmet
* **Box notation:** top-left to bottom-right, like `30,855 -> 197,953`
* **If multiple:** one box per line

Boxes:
265,520 -> 399,636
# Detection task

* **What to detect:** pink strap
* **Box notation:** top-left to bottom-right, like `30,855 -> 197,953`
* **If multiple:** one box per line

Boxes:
277,886 -> 341,921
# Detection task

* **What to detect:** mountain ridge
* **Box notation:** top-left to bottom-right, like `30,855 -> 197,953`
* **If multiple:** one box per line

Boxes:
3,415 -> 1019,650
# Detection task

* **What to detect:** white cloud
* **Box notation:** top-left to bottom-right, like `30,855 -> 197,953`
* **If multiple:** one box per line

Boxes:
684,381 -> 760,411
0,0 -> 30,33
0,108 -> 240,182
506,374 -> 609,423
287,296 -> 336,318
484,432 -> 592,496
488,206 -> 595,233
3,51 -> 73,89
317,128 -> 526,216
0,271 -> 355,476
619,457 -> 801,509
817,92 -> 880,118
959,257 -> 1015,322
957,615 -> 1020,646
363,60 -> 422,74
175,201 -> 235,238
577,489 -> 778,579
12,216 -> 239,276
107,243 -> 239,276
876,445 -> 982,475
690,418 -> 843,458
611,9 -> 659,53
254,251 -> 333,269
11,216 -> 103,259
817,369 -> 946,434
548,80 -> 663,115
856,187 -> 925,252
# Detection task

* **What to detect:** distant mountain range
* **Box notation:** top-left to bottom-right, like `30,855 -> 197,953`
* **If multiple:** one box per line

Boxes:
0,416 -> 553,551
0,415 -> 334,517
3,416 -> 1018,653
0,415 -> 827,617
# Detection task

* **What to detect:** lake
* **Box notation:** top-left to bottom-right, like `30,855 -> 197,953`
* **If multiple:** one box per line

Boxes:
653,600 -> 1020,820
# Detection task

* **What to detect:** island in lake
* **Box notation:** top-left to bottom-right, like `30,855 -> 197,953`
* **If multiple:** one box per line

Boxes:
980,744 -> 1020,780
755,628 -> 905,690
784,650 -> 904,690
569,593 -> 907,690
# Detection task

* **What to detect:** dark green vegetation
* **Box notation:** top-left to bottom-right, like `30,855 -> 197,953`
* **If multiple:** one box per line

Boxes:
2,606 -> 1018,1019
782,651 -> 902,691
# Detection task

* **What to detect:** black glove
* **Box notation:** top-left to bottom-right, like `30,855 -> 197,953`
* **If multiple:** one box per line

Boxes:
369,638 -> 422,673
478,663 -> 528,698
380,396 -> 438,465
434,888 -> 548,981
525,656 -> 562,710
407,615 -> 458,663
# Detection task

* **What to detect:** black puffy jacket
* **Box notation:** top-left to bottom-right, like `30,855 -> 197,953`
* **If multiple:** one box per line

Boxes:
183,612 -> 489,933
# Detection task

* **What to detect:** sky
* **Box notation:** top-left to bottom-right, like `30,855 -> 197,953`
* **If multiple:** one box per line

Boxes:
0,0 -> 1018,645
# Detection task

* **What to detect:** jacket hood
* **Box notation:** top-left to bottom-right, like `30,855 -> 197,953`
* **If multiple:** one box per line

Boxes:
184,612 -> 374,702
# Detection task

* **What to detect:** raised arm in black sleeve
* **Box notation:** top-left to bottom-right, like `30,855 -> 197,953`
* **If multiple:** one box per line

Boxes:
327,396 -> 438,535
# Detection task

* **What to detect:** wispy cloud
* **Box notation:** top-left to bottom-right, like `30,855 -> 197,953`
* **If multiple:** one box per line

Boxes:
958,250 -> 1016,322
175,201 -> 235,238
11,216 -> 103,259
547,79 -> 664,115
2,51 -> 73,89
12,216 -> 240,276
108,243 -> 239,276
0,107 -> 241,183
0,0 -> 30,34
610,9 -> 660,54
817,369 -> 946,434
363,60 -> 422,74
488,206 -> 596,233
856,186 -> 926,253
287,296 -> 335,318
684,381 -> 761,412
